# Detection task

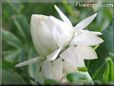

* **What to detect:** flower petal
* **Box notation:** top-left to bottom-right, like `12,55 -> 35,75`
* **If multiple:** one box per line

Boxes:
52,58 -> 62,80
41,58 -> 62,80
15,57 -> 39,67
31,15 -> 73,57
76,45 -> 98,60
70,30 -> 104,46
74,13 -> 97,30
60,45 -> 85,67
90,31 -> 102,35
54,5 -> 72,26
62,60 -> 77,75
41,60 -> 53,79
47,47 -> 62,61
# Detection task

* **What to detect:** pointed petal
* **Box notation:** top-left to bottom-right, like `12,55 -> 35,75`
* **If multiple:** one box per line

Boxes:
15,57 -> 38,67
54,5 -> 72,26
60,45 -> 85,67
41,58 -> 62,80
74,13 -> 97,29
41,60 -> 53,79
76,45 -> 98,60
62,61 -> 77,83
52,58 -> 62,80
70,30 -> 104,46
47,47 -> 62,61
90,31 -> 102,35
63,61 -> 77,75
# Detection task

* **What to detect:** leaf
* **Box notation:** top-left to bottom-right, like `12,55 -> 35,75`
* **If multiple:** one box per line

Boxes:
78,67 -> 88,72
12,15 -> 31,41
4,0 -> 24,14
44,79 -> 60,85
2,29 -> 22,48
12,16 -> 27,40
67,72 -> 93,84
3,50 -> 21,62
2,69 -> 25,85
103,57 -> 114,83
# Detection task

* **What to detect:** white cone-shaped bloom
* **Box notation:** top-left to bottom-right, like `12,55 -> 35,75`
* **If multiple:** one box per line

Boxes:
31,15 -> 73,58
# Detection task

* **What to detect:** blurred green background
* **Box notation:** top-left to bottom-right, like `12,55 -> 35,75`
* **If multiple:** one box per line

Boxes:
1,0 -> 114,85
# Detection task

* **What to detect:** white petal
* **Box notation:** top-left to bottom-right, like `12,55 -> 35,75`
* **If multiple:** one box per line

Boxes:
49,16 -> 73,47
41,60 -> 53,79
62,61 -> 77,75
41,58 -> 62,80
54,5 -> 72,26
60,45 -> 85,67
90,31 -> 102,35
61,61 -> 77,83
15,57 -> 39,67
31,15 -> 58,56
31,15 -> 73,57
47,47 -> 62,61
74,13 -> 97,30
70,30 -> 104,46
76,45 -> 98,60
52,58 -> 62,80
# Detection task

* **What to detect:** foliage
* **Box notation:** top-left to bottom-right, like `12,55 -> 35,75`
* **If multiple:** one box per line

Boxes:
2,0 -> 114,85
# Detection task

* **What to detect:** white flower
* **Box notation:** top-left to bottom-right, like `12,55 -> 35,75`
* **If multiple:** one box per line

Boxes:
15,5 -> 104,84
30,6 -> 74,60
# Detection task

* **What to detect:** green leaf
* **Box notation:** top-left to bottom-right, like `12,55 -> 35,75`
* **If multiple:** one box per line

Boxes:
12,15 -> 30,41
2,69 -> 26,84
12,16 -> 27,40
103,57 -> 114,83
3,50 -> 21,62
78,67 -> 88,72
2,29 -> 22,48
44,79 -> 60,85
4,0 -> 24,14
67,72 -> 93,84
